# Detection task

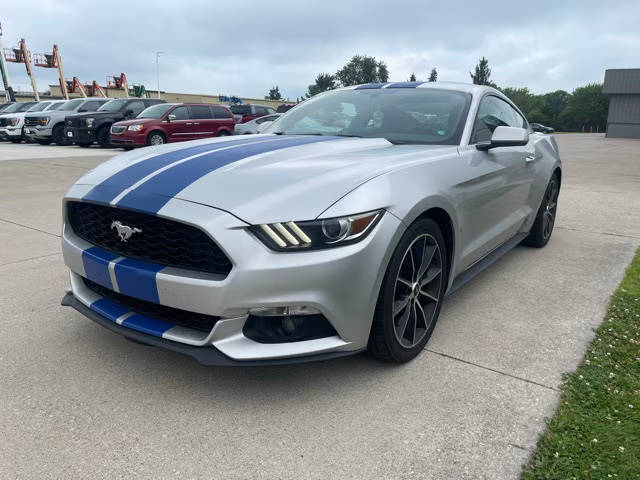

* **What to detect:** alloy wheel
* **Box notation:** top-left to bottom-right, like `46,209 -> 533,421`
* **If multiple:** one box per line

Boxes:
392,233 -> 443,348
543,180 -> 559,240
150,134 -> 164,145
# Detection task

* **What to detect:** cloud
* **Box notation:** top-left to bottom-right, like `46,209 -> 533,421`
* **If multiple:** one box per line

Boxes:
2,0 -> 639,99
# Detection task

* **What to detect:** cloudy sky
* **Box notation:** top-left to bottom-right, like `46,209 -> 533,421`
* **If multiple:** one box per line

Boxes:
2,0 -> 639,100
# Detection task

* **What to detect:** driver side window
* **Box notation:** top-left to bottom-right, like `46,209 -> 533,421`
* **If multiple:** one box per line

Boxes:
472,96 -> 524,143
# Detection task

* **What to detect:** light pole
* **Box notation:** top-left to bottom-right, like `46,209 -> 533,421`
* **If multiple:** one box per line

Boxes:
155,51 -> 163,99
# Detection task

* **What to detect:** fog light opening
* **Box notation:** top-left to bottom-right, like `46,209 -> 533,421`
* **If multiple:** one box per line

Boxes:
243,310 -> 338,344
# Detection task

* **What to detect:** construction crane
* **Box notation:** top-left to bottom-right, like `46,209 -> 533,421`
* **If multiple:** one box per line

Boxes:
86,80 -> 106,97
33,44 -> 68,100
3,38 -> 39,100
0,22 -> 16,101
107,73 -> 129,97
66,77 -> 87,97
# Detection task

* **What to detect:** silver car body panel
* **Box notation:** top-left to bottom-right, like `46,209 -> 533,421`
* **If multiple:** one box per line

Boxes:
61,82 -> 561,363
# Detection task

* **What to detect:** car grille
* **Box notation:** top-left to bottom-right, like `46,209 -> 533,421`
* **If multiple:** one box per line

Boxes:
111,125 -> 126,134
0,118 -> 11,127
66,117 -> 82,127
83,277 -> 220,333
67,201 -> 233,276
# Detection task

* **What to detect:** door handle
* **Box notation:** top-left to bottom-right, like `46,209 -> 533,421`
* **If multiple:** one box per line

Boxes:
193,122 -> 200,125
186,123 -> 193,125
525,154 -> 536,163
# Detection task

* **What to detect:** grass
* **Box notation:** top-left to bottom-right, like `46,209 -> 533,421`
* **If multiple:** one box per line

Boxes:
522,248 -> 640,480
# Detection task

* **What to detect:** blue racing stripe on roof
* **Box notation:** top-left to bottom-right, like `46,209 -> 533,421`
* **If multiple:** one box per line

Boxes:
115,135 -> 339,214
82,247 -> 119,290
387,82 -> 424,88
90,297 -> 129,323
114,258 -> 164,304
83,136 -> 268,205
355,83 -> 389,89
121,313 -> 174,337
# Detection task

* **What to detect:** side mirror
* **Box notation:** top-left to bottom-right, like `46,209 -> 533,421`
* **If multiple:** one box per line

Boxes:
166,114 -> 176,122
124,109 -> 134,117
476,126 -> 529,151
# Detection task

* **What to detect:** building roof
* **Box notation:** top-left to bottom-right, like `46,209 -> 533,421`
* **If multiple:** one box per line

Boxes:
603,69 -> 640,95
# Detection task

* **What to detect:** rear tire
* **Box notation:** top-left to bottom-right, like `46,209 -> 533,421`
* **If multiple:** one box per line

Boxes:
523,175 -> 560,248
147,131 -> 165,146
217,130 -> 230,136
10,138 -> 22,143
36,140 -> 52,145
77,142 -> 92,148
368,217 -> 448,363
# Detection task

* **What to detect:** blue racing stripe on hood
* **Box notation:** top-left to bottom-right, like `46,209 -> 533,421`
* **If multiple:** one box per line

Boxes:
115,135 -> 339,214
83,136 -> 269,205
387,81 -> 424,88
82,247 -> 119,290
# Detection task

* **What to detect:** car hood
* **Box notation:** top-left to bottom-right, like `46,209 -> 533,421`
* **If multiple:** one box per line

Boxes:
113,118 -> 158,127
76,135 -> 458,224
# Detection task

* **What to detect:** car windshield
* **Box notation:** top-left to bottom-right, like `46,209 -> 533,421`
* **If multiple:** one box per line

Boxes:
26,102 -> 52,112
137,104 -> 174,119
268,88 -> 471,145
59,99 -> 85,111
3,102 -> 34,113
97,99 -> 128,112
45,102 -> 64,111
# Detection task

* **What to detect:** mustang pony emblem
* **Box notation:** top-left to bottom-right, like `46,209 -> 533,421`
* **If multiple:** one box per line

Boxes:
111,221 -> 142,242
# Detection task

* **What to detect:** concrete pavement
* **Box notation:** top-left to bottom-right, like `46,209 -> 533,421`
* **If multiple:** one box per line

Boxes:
1,134 -> 639,479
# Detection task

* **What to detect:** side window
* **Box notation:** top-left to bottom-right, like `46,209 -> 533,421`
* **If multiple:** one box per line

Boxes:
255,106 -> 268,115
473,96 -> 524,143
212,106 -> 232,119
267,107 -> 276,115
82,101 -> 103,111
127,101 -> 146,116
170,106 -> 189,120
191,105 -> 214,119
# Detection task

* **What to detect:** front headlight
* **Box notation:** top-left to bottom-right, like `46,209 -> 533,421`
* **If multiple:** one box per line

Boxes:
250,210 -> 383,251
127,124 -> 144,131
8,117 -> 19,126
85,118 -> 95,127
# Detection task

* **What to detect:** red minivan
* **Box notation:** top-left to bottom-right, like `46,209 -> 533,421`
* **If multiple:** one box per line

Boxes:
110,103 -> 235,148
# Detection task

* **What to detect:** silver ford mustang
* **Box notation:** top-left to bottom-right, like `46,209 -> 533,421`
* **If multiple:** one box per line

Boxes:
61,82 -> 561,365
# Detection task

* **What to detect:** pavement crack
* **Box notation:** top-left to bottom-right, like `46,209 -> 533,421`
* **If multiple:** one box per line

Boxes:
508,443 -> 529,451
425,349 -> 560,392
0,252 -> 61,268
556,226 -> 640,240
0,218 -> 60,238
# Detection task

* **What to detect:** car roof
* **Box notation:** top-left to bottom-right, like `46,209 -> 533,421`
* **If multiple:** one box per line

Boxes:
339,81 -> 500,96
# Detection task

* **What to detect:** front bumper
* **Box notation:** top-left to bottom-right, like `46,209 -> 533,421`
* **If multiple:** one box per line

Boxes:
61,190 -> 403,364
110,130 -> 147,147
24,125 -> 53,140
64,126 -> 96,144
0,127 -> 22,140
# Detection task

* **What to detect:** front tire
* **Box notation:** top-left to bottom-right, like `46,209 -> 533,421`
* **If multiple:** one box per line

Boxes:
52,124 -> 68,146
523,175 -> 559,248
97,126 -> 111,147
77,142 -> 92,148
368,218 -> 448,363
147,131 -> 165,146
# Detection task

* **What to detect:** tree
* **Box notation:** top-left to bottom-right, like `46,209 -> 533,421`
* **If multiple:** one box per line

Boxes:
428,68 -> 438,82
409,72 -> 417,82
265,86 -> 282,101
561,83 -> 608,132
306,73 -> 337,98
335,55 -> 389,86
470,57 -> 496,87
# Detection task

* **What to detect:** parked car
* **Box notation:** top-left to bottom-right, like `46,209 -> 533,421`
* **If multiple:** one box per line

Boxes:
0,100 -> 67,143
276,103 -> 296,113
233,113 -> 280,135
65,98 -> 165,147
530,123 -> 554,134
24,97 -> 110,145
0,102 -> 16,113
0,102 -> 38,141
60,82 -> 562,366
110,103 -> 235,149
230,104 -> 276,123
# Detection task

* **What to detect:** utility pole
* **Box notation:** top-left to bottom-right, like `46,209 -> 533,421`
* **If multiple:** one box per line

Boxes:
0,22 -> 16,101
155,51 -> 163,99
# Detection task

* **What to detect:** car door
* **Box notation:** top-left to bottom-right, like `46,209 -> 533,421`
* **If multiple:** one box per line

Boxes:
456,94 -> 536,269
163,105 -> 191,142
189,105 -> 216,138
